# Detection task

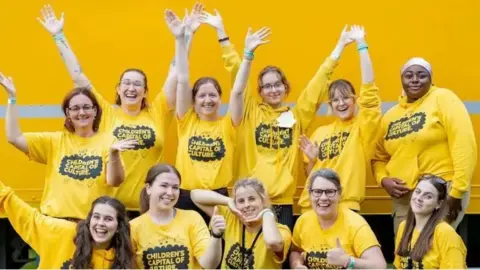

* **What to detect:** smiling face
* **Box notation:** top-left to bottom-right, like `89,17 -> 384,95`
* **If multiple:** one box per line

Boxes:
66,93 -> 97,131
401,65 -> 431,102
117,70 -> 147,108
146,172 -> 180,211
194,82 -> 221,117
309,176 -> 341,219
259,71 -> 288,108
234,186 -> 265,220
89,203 -> 119,249
410,180 -> 442,216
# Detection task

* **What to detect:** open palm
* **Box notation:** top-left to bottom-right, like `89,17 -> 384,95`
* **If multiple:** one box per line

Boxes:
0,73 -> 16,97
165,9 -> 185,37
184,2 -> 204,33
37,4 -> 64,35
245,27 -> 271,52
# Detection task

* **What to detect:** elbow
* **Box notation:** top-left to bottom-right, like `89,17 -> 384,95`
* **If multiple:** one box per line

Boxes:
177,75 -> 189,84
265,239 -> 284,252
7,136 -> 16,145
107,176 -> 124,188
190,190 -> 200,203
375,260 -> 387,269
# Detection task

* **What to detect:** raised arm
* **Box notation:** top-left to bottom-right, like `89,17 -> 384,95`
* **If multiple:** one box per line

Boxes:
230,27 -> 271,126
197,206 -> 224,269
0,74 -> 28,153
299,134 -> 319,176
0,181 -> 73,255
191,189 -> 243,218
106,139 -> 138,187
37,5 -> 91,88
295,26 -> 353,130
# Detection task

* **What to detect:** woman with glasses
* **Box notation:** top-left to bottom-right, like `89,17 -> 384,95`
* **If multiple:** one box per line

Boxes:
36,4 -> 203,216
172,8 -> 270,223
290,168 -> 386,269
0,73 -> 135,220
372,57 -> 477,234
203,9 -> 352,229
297,25 -> 381,214
394,174 -> 466,269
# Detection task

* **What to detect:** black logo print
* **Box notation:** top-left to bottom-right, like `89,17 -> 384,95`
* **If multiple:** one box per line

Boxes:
385,112 -> 426,141
60,259 -> 72,269
306,251 -> 342,269
188,136 -> 226,162
113,125 -> 156,150
318,132 -> 350,161
400,256 -> 424,269
58,155 -> 103,180
225,243 -> 255,269
255,123 -> 293,149
142,244 -> 190,269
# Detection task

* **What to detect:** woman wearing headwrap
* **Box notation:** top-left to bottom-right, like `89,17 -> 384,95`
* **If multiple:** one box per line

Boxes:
372,57 -> 477,234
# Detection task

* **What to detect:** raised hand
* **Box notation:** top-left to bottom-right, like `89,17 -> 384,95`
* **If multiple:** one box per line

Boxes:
349,25 -> 366,43
326,238 -> 350,267
37,4 -> 64,36
337,25 -> 354,47
197,9 -> 224,30
0,73 -> 16,97
227,198 -> 246,221
244,27 -> 271,53
184,2 -> 204,33
165,9 -> 185,38
244,208 -> 273,225
110,139 -> 138,153
210,206 -> 226,236
299,135 -> 319,162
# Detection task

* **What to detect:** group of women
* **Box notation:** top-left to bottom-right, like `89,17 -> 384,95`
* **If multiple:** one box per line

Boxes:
0,2 -> 475,269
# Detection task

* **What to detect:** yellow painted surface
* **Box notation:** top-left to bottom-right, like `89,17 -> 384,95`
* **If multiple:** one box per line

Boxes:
0,0 -> 479,216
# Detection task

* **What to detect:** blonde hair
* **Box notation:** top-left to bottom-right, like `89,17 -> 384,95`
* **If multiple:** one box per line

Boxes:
232,178 -> 272,209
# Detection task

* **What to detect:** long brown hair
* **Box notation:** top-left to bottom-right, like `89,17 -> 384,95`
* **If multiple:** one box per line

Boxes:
139,164 -> 181,214
396,174 -> 448,262
71,196 -> 133,269
257,66 -> 291,94
115,68 -> 149,110
62,87 -> 102,133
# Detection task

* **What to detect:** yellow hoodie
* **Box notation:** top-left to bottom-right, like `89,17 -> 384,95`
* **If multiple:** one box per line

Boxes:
372,86 -> 477,198
298,83 -> 382,212
0,183 -> 116,268
222,44 -> 337,204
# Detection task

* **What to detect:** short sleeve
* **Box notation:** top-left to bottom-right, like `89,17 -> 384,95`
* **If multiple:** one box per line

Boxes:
352,223 -> 381,257
189,211 -> 210,260
273,225 -> 292,264
24,132 -> 57,164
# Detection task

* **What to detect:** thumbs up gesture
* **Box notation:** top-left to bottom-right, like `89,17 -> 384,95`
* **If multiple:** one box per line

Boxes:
326,238 -> 350,267
210,206 -> 226,237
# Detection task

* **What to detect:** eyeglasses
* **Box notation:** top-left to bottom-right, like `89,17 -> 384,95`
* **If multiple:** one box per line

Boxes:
310,188 -> 338,198
261,81 -> 284,91
68,104 -> 95,113
121,80 -> 144,87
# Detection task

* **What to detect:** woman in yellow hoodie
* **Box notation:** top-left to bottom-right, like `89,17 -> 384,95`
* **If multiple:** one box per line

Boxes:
201,9 -> 351,229
0,180 -> 134,269
394,174 -> 466,269
372,57 -> 477,234
297,25 -> 381,213
172,9 -> 270,223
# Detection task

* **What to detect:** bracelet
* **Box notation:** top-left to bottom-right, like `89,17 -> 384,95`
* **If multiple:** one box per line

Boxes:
262,209 -> 275,218
347,257 -> 356,269
357,43 -> 368,52
244,49 -> 254,60
218,37 -> 230,43
211,230 -> 223,238
8,97 -> 16,104
53,32 -> 65,41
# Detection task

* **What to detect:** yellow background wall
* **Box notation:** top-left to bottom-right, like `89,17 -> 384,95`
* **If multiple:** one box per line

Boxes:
0,0 -> 479,214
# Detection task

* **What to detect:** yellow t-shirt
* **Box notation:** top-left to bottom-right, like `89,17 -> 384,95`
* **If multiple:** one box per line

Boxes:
217,206 -> 291,269
130,210 -> 210,269
24,131 -> 113,219
91,87 -> 174,209
221,44 -> 338,204
176,109 -> 236,190
292,207 -> 380,269
372,86 -> 477,198
394,221 -> 467,269
0,184 -> 117,269
298,83 -> 382,212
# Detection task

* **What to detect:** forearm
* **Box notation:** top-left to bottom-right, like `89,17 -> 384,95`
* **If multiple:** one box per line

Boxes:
175,34 -> 191,117
216,27 -> 231,47
198,237 -> 223,269
262,213 -> 284,252
191,189 -> 230,206
357,39 -> 374,84
6,100 -> 28,153
229,57 -> 251,126
53,32 -> 90,87
106,151 -> 125,187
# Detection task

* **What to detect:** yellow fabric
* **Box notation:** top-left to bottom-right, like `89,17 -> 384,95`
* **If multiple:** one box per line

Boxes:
217,206 -> 291,269
130,210 -> 210,269
0,183 -> 116,269
394,221 -> 467,269
222,44 -> 338,204
90,87 -> 174,209
298,83 -> 381,212
24,131 -> 113,219
176,109 -> 236,190
292,207 -> 380,269
372,86 -> 477,198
